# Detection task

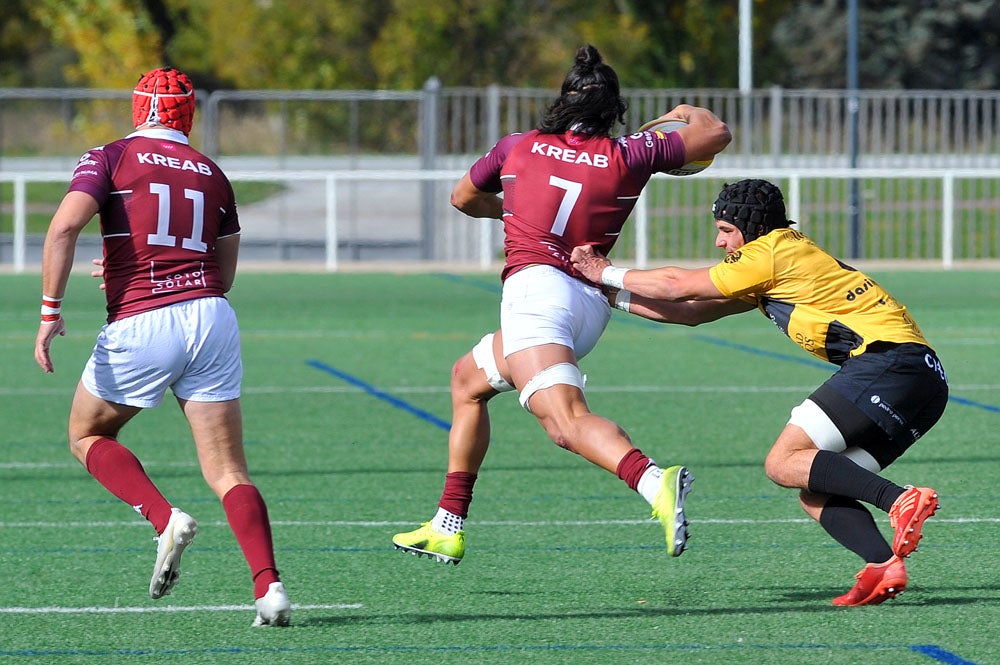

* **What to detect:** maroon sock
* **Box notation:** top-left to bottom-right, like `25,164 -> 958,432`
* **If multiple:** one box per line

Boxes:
85,437 -> 173,533
615,447 -> 653,491
438,471 -> 477,518
222,484 -> 280,599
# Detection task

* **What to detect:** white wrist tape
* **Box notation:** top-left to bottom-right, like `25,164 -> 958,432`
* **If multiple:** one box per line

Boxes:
614,289 -> 632,312
601,266 -> 630,290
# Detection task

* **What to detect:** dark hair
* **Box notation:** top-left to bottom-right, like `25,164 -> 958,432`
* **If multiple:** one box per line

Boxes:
537,45 -> 628,136
712,179 -> 792,242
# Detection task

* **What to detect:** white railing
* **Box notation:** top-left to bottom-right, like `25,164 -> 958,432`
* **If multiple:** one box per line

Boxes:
4,167 -> 1000,272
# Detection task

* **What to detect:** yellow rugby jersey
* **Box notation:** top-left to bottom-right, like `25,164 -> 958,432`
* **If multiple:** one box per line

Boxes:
708,228 -> 929,365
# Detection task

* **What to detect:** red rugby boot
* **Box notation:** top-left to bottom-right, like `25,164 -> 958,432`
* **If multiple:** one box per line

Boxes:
888,486 -> 940,558
832,556 -> 908,606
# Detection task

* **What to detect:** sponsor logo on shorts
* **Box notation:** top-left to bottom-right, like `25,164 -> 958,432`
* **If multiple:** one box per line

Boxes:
870,394 -> 905,426
924,353 -> 947,382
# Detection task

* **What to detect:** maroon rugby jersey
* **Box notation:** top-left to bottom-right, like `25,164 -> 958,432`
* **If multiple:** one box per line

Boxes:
469,128 -> 686,282
68,129 -> 240,322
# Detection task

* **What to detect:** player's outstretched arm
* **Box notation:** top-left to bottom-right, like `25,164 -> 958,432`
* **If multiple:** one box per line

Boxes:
570,244 -> 724,301
626,293 -> 754,326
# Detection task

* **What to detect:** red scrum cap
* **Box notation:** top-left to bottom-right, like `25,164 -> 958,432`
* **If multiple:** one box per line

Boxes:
132,67 -> 196,135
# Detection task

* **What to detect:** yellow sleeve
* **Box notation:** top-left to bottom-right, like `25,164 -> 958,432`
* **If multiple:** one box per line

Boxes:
707,239 -> 776,298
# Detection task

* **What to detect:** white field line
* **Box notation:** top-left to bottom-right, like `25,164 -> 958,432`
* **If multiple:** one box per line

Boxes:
0,603 -> 361,616
0,461 -> 197,469
0,517 -> 993,617
2,383 -> 999,398
0,517 -> 995,529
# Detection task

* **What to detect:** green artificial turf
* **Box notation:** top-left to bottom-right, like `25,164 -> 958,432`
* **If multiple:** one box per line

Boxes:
0,270 -> 996,664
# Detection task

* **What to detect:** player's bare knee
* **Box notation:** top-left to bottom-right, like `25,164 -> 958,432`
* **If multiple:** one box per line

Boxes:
763,450 -> 792,486
537,417 -> 576,453
68,434 -> 104,466
68,437 -> 87,463
452,355 -> 497,404
551,433 -> 577,453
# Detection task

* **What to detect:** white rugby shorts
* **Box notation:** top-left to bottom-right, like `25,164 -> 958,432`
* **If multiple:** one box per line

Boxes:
81,296 -> 242,408
500,264 -> 611,359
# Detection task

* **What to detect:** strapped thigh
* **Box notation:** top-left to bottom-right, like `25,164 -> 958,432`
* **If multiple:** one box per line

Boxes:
518,362 -> 585,413
789,398 -> 881,472
472,333 -> 514,393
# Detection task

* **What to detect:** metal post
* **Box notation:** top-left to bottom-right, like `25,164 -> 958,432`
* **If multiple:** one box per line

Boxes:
739,0 -> 753,164
941,172 -> 954,270
486,84 -> 501,149
13,176 -> 26,273
325,174 -> 338,272
770,86 -> 783,163
847,0 -> 861,258
420,77 -> 441,260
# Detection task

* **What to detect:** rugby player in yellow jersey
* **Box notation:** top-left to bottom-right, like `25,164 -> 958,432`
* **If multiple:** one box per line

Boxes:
570,179 -> 948,606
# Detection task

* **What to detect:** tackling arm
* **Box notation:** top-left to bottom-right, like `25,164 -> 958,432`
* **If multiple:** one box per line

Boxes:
626,293 -> 755,326
570,244 -> 726,301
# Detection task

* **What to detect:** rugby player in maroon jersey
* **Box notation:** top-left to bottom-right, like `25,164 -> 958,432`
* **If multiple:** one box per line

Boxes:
393,45 -> 731,565
34,67 -> 290,626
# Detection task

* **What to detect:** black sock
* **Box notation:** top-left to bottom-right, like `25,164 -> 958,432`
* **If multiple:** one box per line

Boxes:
808,450 -> 903,512
818,495 -> 894,563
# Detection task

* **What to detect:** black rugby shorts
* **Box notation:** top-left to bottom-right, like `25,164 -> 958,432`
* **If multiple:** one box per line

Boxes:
809,343 -> 949,469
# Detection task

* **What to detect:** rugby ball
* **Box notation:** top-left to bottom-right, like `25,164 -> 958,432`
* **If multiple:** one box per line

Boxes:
638,116 -> 713,176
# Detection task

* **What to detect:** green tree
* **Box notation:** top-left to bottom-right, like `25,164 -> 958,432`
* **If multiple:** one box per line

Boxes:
772,0 -> 1000,89
367,0 -> 651,88
7,0 -> 999,92
0,2 -> 68,86
23,1 -> 165,146
168,0 -> 391,89
30,0 -> 164,88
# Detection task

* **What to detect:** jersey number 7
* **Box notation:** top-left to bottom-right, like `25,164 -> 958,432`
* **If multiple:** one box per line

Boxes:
548,176 -> 582,236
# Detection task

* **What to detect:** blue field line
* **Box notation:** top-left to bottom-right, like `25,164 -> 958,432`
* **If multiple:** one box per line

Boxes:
305,359 -> 451,431
434,274 -> 1000,417
912,645 -> 981,665
597,290 -> 999,414
432,272 -> 501,294
945,394 -> 1000,413
691,333 -> 1000,414
691,333 -> 831,370
0,643 -> 980,660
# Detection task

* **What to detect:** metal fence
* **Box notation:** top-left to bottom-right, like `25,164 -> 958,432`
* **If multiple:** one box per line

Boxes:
4,167 -> 998,272
4,83 -> 1000,166
2,83 -> 1000,271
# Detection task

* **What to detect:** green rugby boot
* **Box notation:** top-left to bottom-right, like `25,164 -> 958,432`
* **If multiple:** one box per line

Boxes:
392,522 -> 465,565
651,465 -> 694,557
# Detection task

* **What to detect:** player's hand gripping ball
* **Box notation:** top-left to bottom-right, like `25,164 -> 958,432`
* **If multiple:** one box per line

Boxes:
638,117 -> 714,176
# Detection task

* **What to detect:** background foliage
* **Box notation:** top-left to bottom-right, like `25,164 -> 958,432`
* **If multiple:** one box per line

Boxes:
2,0 -> 999,91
